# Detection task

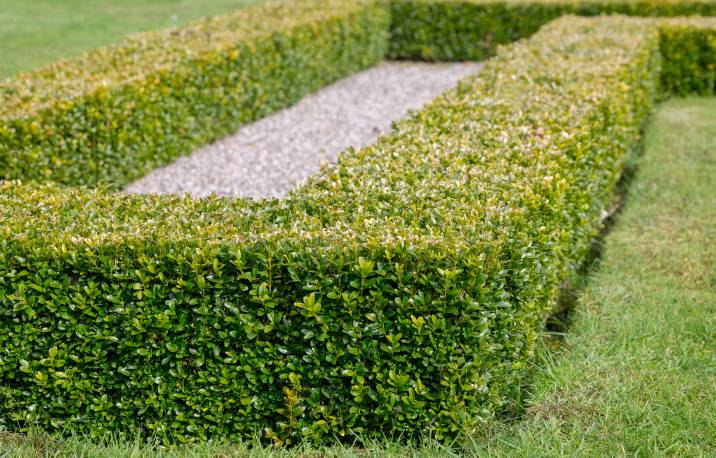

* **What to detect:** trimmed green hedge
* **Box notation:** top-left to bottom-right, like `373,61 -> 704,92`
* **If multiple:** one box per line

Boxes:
389,0 -> 716,61
0,0 -> 388,188
660,18 -> 716,94
1,0 -> 716,446
2,0 -> 715,188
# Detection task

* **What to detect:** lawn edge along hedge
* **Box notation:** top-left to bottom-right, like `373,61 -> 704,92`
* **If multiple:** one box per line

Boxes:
1,0 -> 716,447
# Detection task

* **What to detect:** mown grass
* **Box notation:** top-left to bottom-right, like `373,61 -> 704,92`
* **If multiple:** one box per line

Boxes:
0,0 -> 264,79
2,97 -> 714,456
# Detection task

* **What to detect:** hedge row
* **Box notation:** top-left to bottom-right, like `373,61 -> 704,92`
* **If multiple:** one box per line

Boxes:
0,0 -> 389,188
389,0 -> 716,62
660,18 -> 716,93
2,0 -> 715,189
4,12 -> 716,443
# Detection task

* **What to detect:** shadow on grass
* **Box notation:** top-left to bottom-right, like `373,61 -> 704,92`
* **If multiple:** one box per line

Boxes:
489,144 -> 647,429
547,154 -> 641,339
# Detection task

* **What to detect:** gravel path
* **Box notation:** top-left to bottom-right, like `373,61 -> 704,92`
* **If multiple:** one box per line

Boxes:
124,61 -> 483,199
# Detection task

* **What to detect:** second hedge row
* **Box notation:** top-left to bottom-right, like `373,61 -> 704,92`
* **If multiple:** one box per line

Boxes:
2,0 -> 716,188
389,0 -> 716,71
0,0 -> 389,188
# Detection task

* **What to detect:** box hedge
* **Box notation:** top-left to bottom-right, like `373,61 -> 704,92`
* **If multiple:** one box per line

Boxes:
389,0 -> 716,61
659,18 -> 716,93
0,0 -> 716,446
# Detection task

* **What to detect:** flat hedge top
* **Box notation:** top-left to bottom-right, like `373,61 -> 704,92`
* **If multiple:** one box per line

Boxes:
0,0 -> 375,122
0,13 -> 714,255
6,16 -> 714,254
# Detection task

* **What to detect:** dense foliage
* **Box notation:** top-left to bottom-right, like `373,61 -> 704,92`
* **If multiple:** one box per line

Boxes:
659,18 -> 716,94
389,0 -> 716,61
0,0 -> 715,446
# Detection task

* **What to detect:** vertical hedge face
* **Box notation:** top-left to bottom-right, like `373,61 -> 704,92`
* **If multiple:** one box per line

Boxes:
0,0 -> 716,447
388,1 -> 565,60
660,20 -> 716,93
388,0 -> 716,61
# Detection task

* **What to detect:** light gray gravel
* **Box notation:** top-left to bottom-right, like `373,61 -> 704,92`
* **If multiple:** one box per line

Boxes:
124,61 -> 483,199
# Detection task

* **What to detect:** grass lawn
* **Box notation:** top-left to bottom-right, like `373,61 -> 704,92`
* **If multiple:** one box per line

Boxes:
0,0 -> 264,79
2,97 -> 714,456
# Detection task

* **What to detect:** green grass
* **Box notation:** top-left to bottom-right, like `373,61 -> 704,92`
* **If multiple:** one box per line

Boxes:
0,0 -> 264,79
2,98 -> 714,456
